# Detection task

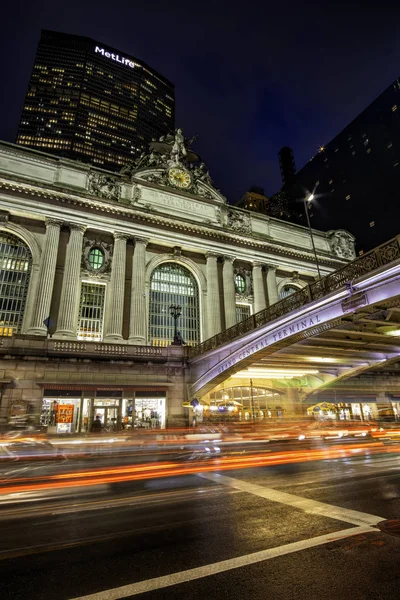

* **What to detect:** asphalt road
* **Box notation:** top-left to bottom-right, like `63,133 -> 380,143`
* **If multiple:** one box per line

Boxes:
1,442 -> 400,600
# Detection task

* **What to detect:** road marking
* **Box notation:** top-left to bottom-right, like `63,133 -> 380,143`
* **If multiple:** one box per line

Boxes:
198,472 -> 384,527
69,525 -> 376,600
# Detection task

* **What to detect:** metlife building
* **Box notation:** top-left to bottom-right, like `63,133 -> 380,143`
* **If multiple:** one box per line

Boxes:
16,30 -> 175,170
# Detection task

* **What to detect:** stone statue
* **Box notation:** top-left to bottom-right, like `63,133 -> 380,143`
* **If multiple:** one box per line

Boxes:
194,162 -> 213,186
171,128 -> 187,164
328,230 -> 356,260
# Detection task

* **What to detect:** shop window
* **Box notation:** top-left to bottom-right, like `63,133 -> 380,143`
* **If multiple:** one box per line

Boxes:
149,262 -> 200,347
0,233 -> 32,336
77,282 -> 106,341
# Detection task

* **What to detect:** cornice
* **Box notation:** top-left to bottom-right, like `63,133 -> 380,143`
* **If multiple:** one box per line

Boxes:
0,177 -> 348,269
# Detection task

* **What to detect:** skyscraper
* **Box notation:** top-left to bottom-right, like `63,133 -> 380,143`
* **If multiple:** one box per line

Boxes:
275,78 -> 400,252
278,146 -> 296,186
16,30 -> 175,171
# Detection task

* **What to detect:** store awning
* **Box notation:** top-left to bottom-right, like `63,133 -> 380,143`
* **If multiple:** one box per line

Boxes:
39,383 -> 173,391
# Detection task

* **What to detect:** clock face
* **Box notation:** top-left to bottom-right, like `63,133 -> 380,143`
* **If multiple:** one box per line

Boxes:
168,167 -> 192,189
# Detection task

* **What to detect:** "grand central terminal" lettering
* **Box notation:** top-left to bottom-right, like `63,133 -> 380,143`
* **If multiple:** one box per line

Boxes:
217,313 -> 321,375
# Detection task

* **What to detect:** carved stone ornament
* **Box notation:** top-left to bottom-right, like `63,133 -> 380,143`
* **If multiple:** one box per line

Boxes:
87,172 -> 121,202
81,236 -> 113,278
234,266 -> 253,298
227,210 -> 252,234
328,229 -> 356,260
130,183 -> 142,205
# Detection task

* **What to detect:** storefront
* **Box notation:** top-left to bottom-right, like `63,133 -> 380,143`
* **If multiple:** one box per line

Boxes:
307,400 -> 379,421
40,388 -> 167,433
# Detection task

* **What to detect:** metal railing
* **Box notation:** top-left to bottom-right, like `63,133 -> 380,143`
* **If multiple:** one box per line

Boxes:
189,235 -> 400,358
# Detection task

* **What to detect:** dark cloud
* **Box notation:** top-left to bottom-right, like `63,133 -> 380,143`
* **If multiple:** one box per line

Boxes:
1,0 -> 400,201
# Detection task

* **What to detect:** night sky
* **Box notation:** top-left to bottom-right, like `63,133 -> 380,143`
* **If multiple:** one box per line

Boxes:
1,0 -> 400,203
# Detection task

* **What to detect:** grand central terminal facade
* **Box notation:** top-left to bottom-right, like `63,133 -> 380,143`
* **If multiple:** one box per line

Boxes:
0,131 -> 356,432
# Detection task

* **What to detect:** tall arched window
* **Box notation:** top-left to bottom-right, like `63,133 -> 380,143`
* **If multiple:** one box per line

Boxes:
279,284 -> 300,299
149,262 -> 200,347
0,233 -> 32,336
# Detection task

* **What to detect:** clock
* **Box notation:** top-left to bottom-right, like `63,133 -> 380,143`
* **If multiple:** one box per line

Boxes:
168,167 -> 192,189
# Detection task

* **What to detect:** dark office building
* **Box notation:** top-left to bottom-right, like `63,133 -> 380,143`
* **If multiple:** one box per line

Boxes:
278,146 -> 296,186
275,78 -> 400,253
16,30 -> 175,171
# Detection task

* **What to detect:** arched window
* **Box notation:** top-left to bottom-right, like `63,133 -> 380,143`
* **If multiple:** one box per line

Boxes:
149,262 -> 200,347
0,233 -> 32,336
279,284 -> 300,299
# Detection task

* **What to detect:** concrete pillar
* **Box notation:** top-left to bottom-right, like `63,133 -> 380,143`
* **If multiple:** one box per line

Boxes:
223,255 -> 236,329
206,252 -> 221,338
104,233 -> 128,342
286,387 -> 302,416
128,236 -> 148,345
54,224 -> 86,339
27,219 -> 62,335
252,262 -> 266,313
267,265 -> 279,306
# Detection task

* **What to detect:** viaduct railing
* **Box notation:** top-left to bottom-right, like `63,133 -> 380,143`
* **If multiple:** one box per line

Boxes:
189,235 -> 400,359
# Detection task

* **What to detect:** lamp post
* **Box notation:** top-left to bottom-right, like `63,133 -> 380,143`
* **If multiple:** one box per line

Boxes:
303,182 -> 322,280
169,304 -> 183,345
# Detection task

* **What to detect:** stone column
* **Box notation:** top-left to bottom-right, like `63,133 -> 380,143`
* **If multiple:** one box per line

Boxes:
206,252 -> 221,338
252,262 -> 266,313
266,265 -> 279,306
54,223 -> 86,339
223,255 -> 236,329
27,219 -> 62,335
104,233 -> 128,342
128,236 -> 148,345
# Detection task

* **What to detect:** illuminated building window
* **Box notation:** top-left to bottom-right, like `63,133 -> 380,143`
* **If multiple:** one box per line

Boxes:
88,247 -> 104,270
77,282 -> 106,342
149,263 -> 200,347
0,233 -> 32,337
236,304 -> 251,323
234,273 -> 246,293
279,285 -> 300,299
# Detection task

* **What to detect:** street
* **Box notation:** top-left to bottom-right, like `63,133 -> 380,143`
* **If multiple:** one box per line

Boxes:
1,440 -> 400,600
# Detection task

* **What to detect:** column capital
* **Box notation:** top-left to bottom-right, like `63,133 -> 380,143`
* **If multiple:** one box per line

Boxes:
205,251 -> 222,260
133,236 -> 149,246
223,255 -> 235,264
252,261 -> 265,269
69,223 -> 87,234
266,264 -> 277,272
114,232 -> 130,242
45,218 -> 63,229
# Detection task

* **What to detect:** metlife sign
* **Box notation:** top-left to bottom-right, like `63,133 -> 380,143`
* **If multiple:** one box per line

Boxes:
94,46 -> 135,69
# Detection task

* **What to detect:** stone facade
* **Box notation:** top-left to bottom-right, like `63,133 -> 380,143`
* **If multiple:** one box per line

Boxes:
0,140 -> 353,428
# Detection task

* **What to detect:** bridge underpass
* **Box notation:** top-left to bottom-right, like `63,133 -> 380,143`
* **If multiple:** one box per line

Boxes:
188,236 -> 400,419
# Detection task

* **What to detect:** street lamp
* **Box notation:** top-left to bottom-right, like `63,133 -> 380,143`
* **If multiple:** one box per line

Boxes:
303,181 -> 322,280
169,304 -> 183,345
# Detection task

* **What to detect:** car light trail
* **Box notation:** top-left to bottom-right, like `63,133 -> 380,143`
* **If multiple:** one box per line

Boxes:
0,441 -> 399,496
